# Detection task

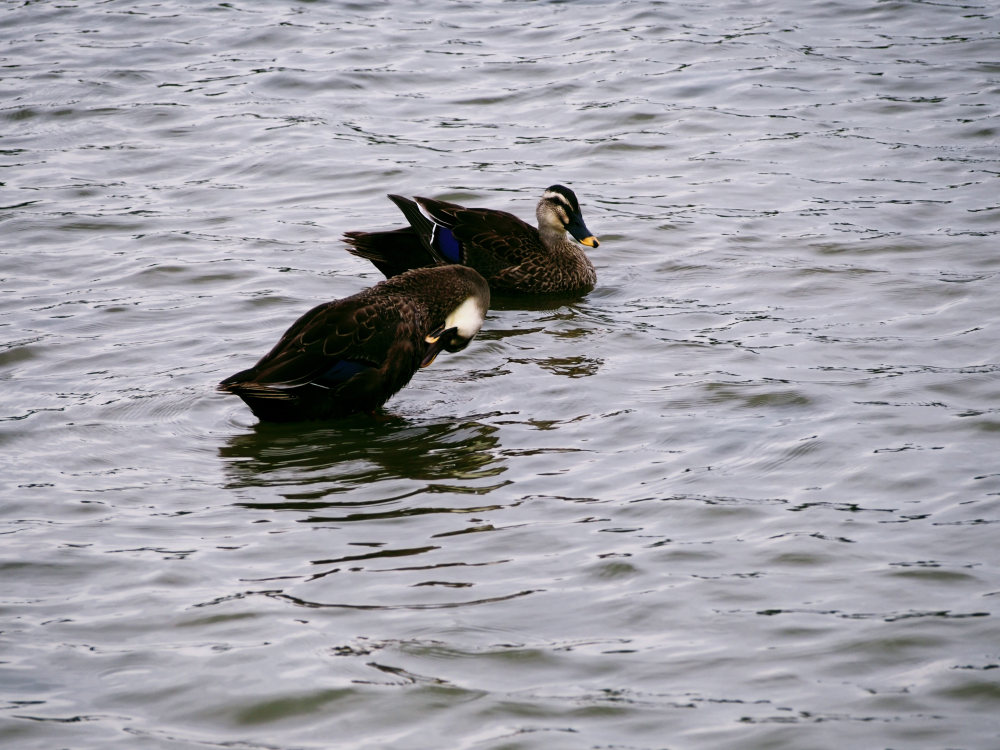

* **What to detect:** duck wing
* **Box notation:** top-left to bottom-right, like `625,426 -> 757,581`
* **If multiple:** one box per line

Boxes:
412,197 -> 542,273
219,295 -> 425,399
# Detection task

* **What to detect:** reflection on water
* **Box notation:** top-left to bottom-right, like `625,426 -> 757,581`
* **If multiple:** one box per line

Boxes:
219,413 -> 508,501
509,354 -> 602,378
4,0 -> 1000,748
490,291 -> 593,313
214,414 -> 524,613
264,587 -> 539,612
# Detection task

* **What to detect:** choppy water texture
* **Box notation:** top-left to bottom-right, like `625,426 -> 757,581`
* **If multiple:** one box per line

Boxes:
3,1 -> 1000,748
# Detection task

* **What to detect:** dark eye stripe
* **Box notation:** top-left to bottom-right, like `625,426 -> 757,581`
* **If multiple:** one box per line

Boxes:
545,193 -> 574,213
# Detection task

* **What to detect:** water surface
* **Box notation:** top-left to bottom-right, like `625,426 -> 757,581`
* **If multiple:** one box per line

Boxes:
2,1 -> 999,748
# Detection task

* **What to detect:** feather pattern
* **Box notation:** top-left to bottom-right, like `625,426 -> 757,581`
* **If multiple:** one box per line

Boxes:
343,185 -> 599,295
218,265 -> 490,422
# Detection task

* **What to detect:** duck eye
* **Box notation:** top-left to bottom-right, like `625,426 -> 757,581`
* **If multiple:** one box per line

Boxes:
550,205 -> 570,225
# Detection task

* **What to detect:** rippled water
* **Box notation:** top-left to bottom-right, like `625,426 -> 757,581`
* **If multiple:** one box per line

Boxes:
3,1 -> 999,748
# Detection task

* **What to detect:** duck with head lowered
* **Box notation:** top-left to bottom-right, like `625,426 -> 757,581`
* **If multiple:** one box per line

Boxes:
343,185 -> 599,295
218,265 -> 490,422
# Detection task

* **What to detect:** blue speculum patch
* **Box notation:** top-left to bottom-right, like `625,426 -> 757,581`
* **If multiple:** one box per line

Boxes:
318,358 -> 370,386
432,225 -> 462,262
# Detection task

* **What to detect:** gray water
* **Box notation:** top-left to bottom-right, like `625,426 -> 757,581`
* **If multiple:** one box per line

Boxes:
2,1 -> 999,748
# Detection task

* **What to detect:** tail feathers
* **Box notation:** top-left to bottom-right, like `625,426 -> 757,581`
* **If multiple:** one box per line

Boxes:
217,380 -> 297,401
343,227 -> 412,260
343,226 -> 439,278
342,194 -> 461,279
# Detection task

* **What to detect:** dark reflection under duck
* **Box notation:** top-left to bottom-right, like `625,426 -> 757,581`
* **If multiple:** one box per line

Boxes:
219,413 -> 508,508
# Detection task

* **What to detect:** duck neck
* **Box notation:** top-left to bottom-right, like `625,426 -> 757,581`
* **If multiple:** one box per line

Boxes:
538,222 -> 571,251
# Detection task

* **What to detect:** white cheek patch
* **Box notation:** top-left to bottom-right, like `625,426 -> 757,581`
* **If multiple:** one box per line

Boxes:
541,192 -> 574,231
446,296 -> 485,339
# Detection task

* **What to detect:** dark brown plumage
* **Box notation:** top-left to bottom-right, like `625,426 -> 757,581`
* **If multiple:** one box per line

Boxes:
218,265 -> 490,422
343,185 -> 599,295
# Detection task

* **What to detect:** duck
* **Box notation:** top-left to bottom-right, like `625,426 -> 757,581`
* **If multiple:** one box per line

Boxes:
343,185 -> 599,295
218,265 -> 490,422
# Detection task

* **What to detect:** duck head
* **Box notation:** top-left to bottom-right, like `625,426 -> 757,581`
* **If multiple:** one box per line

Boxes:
538,184 -> 600,248
421,293 -> 489,368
